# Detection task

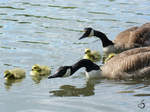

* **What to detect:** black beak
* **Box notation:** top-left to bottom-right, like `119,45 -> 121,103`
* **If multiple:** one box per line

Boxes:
79,27 -> 93,40
48,73 -> 61,79
79,31 -> 89,40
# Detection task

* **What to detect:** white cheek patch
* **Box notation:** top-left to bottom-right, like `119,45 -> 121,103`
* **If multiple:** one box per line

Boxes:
89,29 -> 94,37
85,70 -> 101,79
63,68 -> 71,77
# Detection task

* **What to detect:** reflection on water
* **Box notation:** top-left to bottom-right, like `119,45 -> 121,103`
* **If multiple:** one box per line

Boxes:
50,79 -> 101,97
4,78 -> 24,90
118,90 -> 135,93
31,75 -> 49,84
134,94 -> 150,97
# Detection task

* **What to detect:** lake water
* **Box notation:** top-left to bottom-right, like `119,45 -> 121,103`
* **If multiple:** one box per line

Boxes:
0,0 -> 150,112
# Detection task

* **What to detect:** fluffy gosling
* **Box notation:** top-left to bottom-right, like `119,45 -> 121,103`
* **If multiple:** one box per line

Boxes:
104,53 -> 116,63
30,64 -> 51,76
83,48 -> 101,62
4,68 -> 26,80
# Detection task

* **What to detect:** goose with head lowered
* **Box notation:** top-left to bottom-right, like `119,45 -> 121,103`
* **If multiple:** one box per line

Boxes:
48,46 -> 150,80
79,23 -> 150,56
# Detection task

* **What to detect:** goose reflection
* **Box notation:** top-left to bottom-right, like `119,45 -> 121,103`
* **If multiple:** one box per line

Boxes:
49,79 -> 101,97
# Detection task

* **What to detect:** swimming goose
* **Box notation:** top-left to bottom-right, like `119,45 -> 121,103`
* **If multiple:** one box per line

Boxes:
4,68 -> 26,80
79,23 -> 150,56
83,48 -> 101,62
48,46 -> 150,79
30,64 -> 51,76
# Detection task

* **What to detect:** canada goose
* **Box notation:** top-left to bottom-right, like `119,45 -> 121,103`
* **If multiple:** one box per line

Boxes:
79,23 -> 150,55
48,46 -> 150,79
4,68 -> 26,80
83,48 -> 101,62
30,64 -> 51,76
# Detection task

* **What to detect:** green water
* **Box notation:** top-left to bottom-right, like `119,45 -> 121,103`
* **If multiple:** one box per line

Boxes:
0,0 -> 150,112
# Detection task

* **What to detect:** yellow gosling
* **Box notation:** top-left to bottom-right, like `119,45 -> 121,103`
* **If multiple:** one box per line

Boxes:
30,64 -> 51,76
104,53 -> 116,63
4,68 -> 26,80
83,48 -> 101,62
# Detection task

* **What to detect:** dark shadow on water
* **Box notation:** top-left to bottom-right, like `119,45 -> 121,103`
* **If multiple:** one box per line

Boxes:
49,79 -> 101,97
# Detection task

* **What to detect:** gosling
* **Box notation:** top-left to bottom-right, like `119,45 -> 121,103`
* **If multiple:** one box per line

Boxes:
83,48 -> 101,62
104,53 -> 116,64
30,64 -> 51,76
4,68 -> 26,80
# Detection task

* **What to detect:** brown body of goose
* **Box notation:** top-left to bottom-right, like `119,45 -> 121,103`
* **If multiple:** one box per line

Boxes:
114,23 -> 150,48
102,46 -> 150,79
79,23 -> 150,55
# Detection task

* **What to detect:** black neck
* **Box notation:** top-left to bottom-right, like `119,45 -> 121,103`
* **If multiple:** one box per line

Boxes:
70,59 -> 100,75
94,30 -> 114,47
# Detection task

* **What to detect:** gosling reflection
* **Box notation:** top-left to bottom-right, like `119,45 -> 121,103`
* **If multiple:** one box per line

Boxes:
31,75 -> 49,84
4,78 -> 24,90
49,79 -> 101,97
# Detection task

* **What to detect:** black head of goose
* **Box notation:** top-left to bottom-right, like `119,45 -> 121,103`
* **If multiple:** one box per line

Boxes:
48,59 -> 101,79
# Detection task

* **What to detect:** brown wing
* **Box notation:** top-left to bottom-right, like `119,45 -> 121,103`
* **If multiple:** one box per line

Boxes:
114,22 -> 150,48
113,26 -> 138,44
102,50 -> 150,79
132,26 -> 150,46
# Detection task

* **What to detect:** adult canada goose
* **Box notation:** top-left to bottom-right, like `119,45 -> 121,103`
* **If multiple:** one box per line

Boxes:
30,64 -> 51,76
48,46 -> 150,79
83,48 -> 101,62
79,23 -> 150,55
4,68 -> 26,80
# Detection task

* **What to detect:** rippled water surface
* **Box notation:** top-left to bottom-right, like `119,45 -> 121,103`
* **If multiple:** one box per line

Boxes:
0,0 -> 150,112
